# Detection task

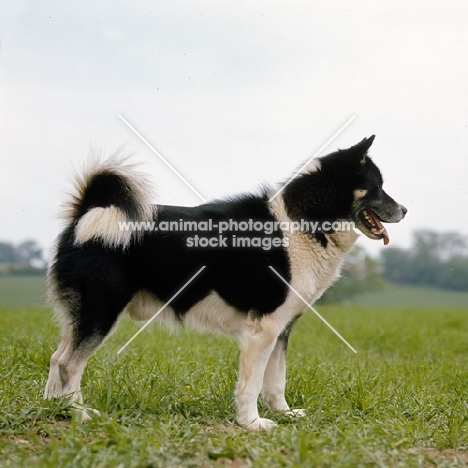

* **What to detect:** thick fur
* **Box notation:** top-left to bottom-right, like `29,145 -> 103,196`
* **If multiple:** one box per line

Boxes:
44,136 -> 407,430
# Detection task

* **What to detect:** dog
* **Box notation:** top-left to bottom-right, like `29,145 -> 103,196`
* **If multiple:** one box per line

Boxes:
44,135 -> 407,430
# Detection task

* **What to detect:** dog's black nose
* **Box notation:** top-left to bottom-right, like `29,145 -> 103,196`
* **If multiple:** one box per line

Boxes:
400,205 -> 408,217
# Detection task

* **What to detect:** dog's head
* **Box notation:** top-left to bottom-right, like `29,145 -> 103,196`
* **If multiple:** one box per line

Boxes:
346,136 -> 407,245
282,135 -> 407,245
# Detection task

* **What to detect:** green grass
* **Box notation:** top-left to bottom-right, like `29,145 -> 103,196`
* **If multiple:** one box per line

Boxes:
0,276 -> 47,308
343,283 -> 468,308
2,306 -> 468,467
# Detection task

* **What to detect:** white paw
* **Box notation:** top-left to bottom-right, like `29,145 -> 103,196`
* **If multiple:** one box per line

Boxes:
72,405 -> 101,423
285,408 -> 306,418
244,417 -> 278,431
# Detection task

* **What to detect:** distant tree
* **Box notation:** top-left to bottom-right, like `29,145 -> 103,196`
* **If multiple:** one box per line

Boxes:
0,243 -> 17,263
380,247 -> 411,283
0,240 -> 46,275
413,230 -> 468,261
437,257 -> 468,291
381,230 -> 468,291
16,240 -> 43,265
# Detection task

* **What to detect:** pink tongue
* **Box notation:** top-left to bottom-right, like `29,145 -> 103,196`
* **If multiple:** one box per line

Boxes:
368,210 -> 390,245
372,226 -> 390,245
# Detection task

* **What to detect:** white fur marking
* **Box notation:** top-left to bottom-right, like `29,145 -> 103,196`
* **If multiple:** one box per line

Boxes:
353,189 -> 368,199
126,290 -> 246,337
303,158 -> 322,174
184,293 -> 246,336
74,206 -> 132,248
269,266 -> 357,353
268,194 -> 358,304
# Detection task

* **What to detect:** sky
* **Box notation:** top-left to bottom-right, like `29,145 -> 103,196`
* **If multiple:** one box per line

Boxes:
1,0 -> 468,259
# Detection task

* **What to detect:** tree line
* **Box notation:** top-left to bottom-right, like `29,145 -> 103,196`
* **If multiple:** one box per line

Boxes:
322,230 -> 468,302
0,240 -> 46,275
380,230 -> 468,292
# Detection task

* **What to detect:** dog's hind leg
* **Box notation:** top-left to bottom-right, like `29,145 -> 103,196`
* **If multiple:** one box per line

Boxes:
44,318 -> 73,399
45,296 -> 128,422
47,332 -> 105,422
262,318 -> 306,418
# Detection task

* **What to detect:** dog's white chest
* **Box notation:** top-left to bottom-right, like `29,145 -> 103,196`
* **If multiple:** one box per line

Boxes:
285,231 -> 347,304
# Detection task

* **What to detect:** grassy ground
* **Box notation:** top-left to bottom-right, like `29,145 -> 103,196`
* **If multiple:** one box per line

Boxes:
0,276 -> 47,308
343,284 -> 468,308
2,305 -> 468,467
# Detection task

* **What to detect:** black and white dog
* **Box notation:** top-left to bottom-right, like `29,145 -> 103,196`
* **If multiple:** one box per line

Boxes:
44,136 -> 406,430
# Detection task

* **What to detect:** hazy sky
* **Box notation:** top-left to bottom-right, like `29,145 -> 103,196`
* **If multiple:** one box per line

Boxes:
1,1 -> 468,258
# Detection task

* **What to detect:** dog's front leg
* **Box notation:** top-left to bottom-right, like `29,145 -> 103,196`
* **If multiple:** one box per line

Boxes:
262,328 -> 306,418
261,337 -> 290,412
235,316 -> 281,431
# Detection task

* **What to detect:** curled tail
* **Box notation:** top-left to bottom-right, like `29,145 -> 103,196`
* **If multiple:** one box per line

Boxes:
64,156 -> 155,249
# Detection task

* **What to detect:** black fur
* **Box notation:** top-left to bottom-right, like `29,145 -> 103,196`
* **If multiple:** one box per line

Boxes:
50,190 -> 292,346
283,137 -> 378,223
277,315 -> 301,351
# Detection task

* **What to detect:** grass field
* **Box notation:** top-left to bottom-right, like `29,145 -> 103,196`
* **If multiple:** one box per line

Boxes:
2,303 -> 468,467
343,284 -> 468,309
0,276 -> 47,308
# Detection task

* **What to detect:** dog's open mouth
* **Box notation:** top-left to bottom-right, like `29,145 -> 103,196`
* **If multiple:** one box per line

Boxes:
360,208 -> 390,245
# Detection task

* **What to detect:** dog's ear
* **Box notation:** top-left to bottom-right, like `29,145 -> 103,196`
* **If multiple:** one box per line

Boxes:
352,135 -> 375,153
351,135 -> 375,165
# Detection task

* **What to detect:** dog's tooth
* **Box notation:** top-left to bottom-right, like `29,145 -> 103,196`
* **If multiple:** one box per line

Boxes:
371,227 -> 386,235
